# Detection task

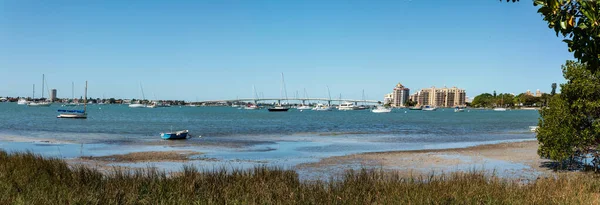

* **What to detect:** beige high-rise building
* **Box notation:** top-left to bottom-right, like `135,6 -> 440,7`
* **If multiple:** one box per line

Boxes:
535,89 -> 542,97
383,93 -> 393,105
414,86 -> 466,107
392,83 -> 410,107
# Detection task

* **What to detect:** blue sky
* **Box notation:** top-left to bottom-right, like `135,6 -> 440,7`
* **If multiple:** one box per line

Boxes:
0,0 -> 572,101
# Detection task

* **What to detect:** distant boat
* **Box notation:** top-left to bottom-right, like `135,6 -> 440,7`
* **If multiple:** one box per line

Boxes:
268,73 -> 290,112
296,89 -> 313,110
297,105 -> 312,110
313,103 -> 333,111
268,106 -> 290,112
244,104 -> 259,110
529,126 -> 539,132
371,106 -> 392,113
338,102 -> 358,111
454,107 -> 465,112
494,95 -> 507,111
129,103 -> 146,108
161,130 -> 189,140
17,98 -> 28,105
129,83 -> 147,108
409,106 -> 422,110
28,75 -> 52,107
422,105 -> 437,111
57,81 -> 88,119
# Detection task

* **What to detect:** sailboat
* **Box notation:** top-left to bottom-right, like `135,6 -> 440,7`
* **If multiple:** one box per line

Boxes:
313,86 -> 333,111
62,82 -> 79,107
296,88 -> 312,110
28,74 -> 52,107
57,81 -> 88,119
493,95 -> 507,111
244,85 -> 260,110
268,73 -> 290,112
355,90 -> 369,110
129,83 -> 147,108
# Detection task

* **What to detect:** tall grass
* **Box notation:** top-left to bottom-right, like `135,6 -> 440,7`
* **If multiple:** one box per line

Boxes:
1,150 -> 600,204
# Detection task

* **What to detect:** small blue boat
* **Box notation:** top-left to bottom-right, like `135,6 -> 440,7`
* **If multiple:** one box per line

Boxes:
160,130 -> 189,140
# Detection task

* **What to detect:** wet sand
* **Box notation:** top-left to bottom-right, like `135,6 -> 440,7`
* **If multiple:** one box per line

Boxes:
80,151 -> 204,162
296,140 -> 553,179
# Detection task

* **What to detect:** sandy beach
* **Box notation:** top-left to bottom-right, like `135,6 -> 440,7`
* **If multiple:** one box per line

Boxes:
296,140 -> 553,179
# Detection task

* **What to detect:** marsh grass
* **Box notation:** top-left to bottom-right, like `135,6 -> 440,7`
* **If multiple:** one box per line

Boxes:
1,151 -> 600,204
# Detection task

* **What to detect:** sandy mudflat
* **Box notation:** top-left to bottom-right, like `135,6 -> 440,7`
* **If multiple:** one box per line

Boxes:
296,140 -> 553,179
80,151 -> 205,162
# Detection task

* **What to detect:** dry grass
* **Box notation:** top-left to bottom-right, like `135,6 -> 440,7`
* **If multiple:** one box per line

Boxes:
80,151 -> 203,162
2,150 -> 600,204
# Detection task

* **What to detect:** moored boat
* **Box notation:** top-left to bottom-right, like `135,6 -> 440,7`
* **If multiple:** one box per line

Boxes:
338,102 -> 358,111
268,106 -> 289,112
58,81 -> 88,119
160,130 -> 189,140
313,103 -> 333,111
409,106 -> 422,110
371,106 -> 392,113
422,105 -> 437,111
17,98 -> 29,105
493,107 -> 507,111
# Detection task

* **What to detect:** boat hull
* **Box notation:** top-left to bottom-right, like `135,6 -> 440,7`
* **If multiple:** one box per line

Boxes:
129,104 -> 146,108
28,102 -> 52,107
268,108 -> 289,112
57,113 -> 87,119
372,109 -> 391,113
161,130 -> 189,140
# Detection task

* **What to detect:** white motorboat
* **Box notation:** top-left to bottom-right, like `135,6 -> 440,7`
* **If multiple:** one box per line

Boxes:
313,104 -> 333,111
493,108 -> 507,111
17,98 -> 29,105
296,105 -> 312,110
371,106 -> 391,113
338,102 -> 358,111
454,108 -> 465,112
422,105 -> 437,111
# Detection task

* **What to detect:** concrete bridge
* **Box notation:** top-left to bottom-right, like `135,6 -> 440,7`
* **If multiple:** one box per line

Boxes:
193,98 -> 381,105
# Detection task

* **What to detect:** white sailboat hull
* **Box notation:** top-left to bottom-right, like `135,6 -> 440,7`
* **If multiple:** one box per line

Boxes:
371,108 -> 392,113
17,99 -> 29,105
493,108 -> 507,111
296,106 -> 312,110
57,113 -> 87,119
28,102 -> 52,107
129,103 -> 146,108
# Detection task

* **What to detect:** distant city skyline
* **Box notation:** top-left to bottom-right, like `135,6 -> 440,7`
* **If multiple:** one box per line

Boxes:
1,1 -> 571,101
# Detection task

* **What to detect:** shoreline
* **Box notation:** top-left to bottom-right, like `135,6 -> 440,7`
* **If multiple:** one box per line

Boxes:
296,140 -> 552,179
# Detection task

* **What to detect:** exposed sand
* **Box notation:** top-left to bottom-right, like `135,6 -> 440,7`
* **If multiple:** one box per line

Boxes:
296,140 -> 553,179
0,135 -> 73,144
80,151 -> 205,162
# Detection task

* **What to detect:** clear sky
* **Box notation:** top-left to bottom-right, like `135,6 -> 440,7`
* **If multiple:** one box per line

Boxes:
0,0 -> 572,101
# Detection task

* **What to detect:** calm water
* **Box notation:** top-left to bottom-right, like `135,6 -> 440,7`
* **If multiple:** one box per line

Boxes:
0,103 -> 537,143
0,102 -> 539,176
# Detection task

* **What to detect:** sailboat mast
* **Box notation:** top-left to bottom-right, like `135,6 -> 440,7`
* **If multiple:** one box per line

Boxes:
41,74 -> 45,99
84,81 -> 88,113
140,83 -> 146,101
281,73 -> 289,105
72,81 -> 74,101
32,84 -> 35,100
327,86 -> 331,106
